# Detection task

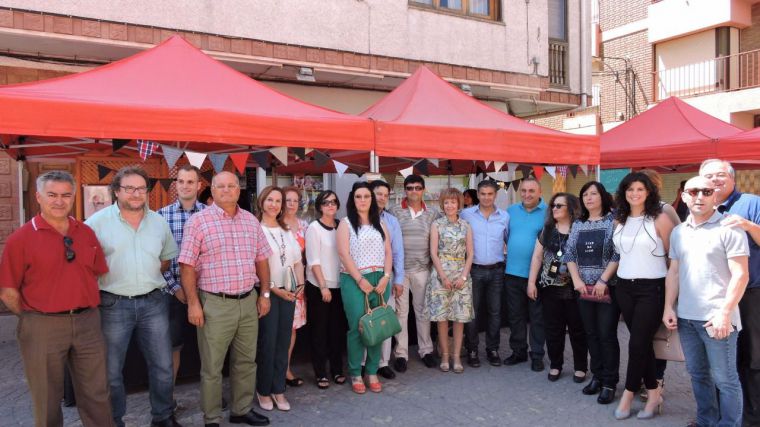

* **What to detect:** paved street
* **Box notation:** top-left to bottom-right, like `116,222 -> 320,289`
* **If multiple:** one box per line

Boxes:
0,315 -> 696,427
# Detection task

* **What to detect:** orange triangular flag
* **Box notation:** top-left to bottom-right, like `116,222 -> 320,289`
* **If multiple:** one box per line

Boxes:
532,166 -> 544,181
229,153 -> 249,174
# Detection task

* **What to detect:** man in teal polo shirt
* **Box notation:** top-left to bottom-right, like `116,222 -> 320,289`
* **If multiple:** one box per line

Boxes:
504,177 -> 547,372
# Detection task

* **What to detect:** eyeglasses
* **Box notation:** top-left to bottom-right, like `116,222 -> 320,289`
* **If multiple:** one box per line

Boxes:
405,185 -> 424,191
551,203 -> 566,209
321,199 -> 338,207
119,186 -> 148,194
684,188 -> 715,197
212,184 -> 239,190
63,236 -> 76,263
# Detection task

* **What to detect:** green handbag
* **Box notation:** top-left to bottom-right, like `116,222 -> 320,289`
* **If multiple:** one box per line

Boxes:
358,293 -> 401,347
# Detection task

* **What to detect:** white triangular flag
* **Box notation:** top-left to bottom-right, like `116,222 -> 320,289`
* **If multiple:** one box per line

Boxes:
305,148 -> 313,155
507,163 -> 518,173
161,145 -> 184,169
399,166 -> 414,178
484,161 -> 492,169
494,161 -> 505,172
333,160 -> 349,178
269,147 -> 288,166
185,151 -> 207,168
580,165 -> 588,176
427,158 -> 439,168
545,166 -> 557,179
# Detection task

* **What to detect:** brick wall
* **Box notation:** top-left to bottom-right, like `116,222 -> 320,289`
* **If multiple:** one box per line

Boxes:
599,0 -> 648,32
740,4 -> 760,52
0,66 -> 72,85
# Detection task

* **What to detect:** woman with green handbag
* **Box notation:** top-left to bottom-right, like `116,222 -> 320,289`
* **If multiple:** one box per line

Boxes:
337,182 -> 393,395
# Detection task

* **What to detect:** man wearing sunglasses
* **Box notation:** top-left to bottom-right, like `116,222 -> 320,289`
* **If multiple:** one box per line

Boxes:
700,159 -> 760,426
663,176 -> 749,427
391,174 -> 440,371
0,170 -> 112,426
86,166 -> 181,427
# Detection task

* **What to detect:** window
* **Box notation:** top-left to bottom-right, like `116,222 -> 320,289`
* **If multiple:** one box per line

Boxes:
548,0 -> 567,41
410,0 -> 500,21
548,0 -> 568,87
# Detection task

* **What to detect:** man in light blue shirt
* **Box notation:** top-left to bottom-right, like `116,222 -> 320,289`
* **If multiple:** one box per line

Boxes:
371,180 -> 405,379
85,166 -> 180,427
504,177 -> 547,372
460,180 -> 509,368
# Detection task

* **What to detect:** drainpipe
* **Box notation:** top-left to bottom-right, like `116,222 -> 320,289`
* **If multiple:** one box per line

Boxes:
579,0 -> 589,107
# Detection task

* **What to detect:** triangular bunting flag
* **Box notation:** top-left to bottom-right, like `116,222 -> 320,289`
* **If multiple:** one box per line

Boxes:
229,153 -> 249,174
475,165 -> 484,177
147,178 -> 158,192
507,163 -> 518,173
427,158 -> 439,168
494,161 -> 505,172
569,165 -> 578,178
137,140 -> 158,161
269,147 -> 288,166
185,151 -> 207,168
415,159 -> 430,176
580,165 -> 589,176
532,166 -> 545,181
333,160 -> 349,178
97,165 -> 112,181
512,178 -> 522,191
305,148 -> 313,155
399,166 -> 414,178
484,161 -> 493,170
161,145 -> 184,169
208,153 -> 229,173
517,164 -> 532,178
252,151 -> 270,169
112,139 -> 130,152
545,166 -> 557,179
292,147 -> 306,160
201,169 -> 215,183
159,178 -> 173,191
313,151 -> 329,168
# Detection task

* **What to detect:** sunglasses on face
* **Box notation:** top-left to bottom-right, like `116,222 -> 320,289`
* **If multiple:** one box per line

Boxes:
63,236 -> 76,263
405,185 -> 424,191
321,199 -> 338,207
684,188 -> 715,197
551,203 -> 566,209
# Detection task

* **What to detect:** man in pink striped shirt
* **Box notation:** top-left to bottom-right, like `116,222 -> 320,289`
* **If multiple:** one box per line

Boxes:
179,171 -> 272,427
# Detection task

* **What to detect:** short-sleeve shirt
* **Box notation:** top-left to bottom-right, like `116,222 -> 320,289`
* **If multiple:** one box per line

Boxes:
0,215 -> 108,312
670,211 -> 749,328
391,199 -> 439,273
506,200 -> 547,278
305,220 -> 340,288
562,213 -> 620,285
85,204 -> 178,297
178,203 -> 272,294
262,225 -> 302,289
719,190 -> 760,288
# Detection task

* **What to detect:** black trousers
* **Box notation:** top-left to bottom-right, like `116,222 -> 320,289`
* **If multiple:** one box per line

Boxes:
578,287 -> 620,388
739,287 -> 760,426
305,283 -> 347,379
505,275 -> 546,359
616,278 -> 664,392
541,286 -> 587,371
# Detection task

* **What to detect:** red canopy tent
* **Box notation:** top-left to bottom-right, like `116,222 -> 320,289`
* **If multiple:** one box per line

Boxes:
359,66 -> 599,166
600,97 -> 743,168
0,36 -> 373,159
718,127 -> 760,160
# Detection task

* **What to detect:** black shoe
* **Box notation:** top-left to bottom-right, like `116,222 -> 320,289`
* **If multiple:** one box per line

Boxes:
378,366 -> 396,379
393,357 -> 408,373
503,353 -> 527,366
486,350 -> 502,366
171,399 -> 178,414
222,397 -> 228,411
531,358 -> 545,372
422,353 -> 437,368
548,369 -> 561,382
597,386 -> 616,404
573,371 -> 587,383
151,416 -> 183,427
205,424 -> 220,427
229,409 -> 270,426
62,398 -> 76,408
582,377 -> 602,395
467,351 -> 480,368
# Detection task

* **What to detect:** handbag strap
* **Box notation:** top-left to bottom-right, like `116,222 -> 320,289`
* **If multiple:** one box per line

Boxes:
363,291 -> 388,314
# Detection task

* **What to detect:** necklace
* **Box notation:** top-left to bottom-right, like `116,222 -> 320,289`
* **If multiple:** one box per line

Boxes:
618,216 -> 645,254
556,230 -> 567,258
266,227 -> 287,267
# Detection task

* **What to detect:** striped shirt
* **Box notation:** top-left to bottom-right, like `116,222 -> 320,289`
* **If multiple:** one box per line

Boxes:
157,200 -> 206,294
391,199 -> 440,273
178,203 -> 272,294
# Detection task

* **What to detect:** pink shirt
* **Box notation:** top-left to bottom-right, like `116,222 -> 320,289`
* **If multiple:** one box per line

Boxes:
179,203 -> 272,294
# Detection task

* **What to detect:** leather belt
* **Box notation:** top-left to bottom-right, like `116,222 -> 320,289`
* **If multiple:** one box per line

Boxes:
202,289 -> 253,300
101,289 -> 160,300
37,307 -> 90,315
472,262 -> 504,270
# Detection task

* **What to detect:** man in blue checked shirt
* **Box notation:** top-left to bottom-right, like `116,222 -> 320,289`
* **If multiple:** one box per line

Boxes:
157,164 -> 206,408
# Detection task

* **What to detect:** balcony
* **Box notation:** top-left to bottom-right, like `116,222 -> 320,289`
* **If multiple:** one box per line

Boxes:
549,39 -> 568,87
648,0 -> 751,44
654,48 -> 760,101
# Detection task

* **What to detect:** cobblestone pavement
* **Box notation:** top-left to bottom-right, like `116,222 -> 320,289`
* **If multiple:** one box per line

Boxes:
0,315 -> 695,426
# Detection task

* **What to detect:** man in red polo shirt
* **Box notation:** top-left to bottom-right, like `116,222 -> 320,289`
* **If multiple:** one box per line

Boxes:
0,170 -> 112,427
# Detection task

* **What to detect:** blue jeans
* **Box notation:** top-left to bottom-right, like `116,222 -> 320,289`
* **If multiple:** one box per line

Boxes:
679,317 -> 743,427
100,290 -> 174,426
465,264 -> 504,353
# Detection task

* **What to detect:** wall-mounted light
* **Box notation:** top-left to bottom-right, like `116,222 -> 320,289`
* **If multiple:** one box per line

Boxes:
297,67 -> 315,82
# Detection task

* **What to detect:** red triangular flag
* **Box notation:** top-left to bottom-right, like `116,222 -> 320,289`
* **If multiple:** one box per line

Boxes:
532,166 -> 544,181
229,153 -> 249,174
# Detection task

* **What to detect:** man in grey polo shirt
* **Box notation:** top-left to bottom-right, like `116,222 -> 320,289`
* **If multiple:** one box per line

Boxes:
663,176 -> 749,427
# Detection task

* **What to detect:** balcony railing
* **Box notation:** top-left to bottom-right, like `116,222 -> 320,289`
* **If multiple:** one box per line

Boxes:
549,39 -> 568,88
654,48 -> 760,101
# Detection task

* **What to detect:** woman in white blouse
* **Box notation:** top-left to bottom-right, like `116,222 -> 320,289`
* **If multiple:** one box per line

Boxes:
255,186 -> 304,412
305,190 -> 347,390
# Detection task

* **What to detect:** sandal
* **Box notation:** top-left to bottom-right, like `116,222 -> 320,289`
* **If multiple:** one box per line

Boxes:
452,354 -> 464,374
439,353 -> 450,372
333,374 -> 347,385
285,377 -> 304,387
351,376 -> 366,394
316,377 -> 330,390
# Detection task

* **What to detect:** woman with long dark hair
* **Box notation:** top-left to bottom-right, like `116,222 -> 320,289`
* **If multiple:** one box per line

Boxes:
612,172 -> 674,420
527,192 -> 587,383
305,190 -> 348,389
564,181 -> 620,405
336,182 -> 393,394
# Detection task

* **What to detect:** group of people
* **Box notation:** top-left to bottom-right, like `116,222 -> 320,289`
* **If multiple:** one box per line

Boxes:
0,158 -> 758,427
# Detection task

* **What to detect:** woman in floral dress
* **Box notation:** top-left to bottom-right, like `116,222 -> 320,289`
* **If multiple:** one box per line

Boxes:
427,188 -> 474,374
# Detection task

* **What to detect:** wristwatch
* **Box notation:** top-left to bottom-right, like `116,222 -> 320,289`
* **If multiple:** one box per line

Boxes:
262,291 -> 271,298
383,274 -> 391,279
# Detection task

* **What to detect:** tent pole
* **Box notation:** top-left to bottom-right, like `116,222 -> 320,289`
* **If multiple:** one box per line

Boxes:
17,160 -> 25,226
256,167 -> 266,196
370,150 -> 378,173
